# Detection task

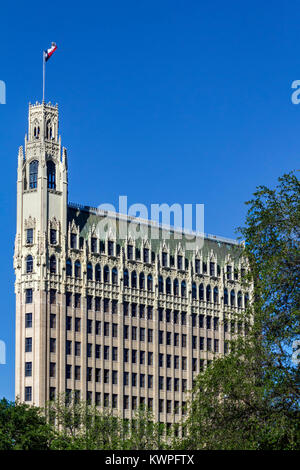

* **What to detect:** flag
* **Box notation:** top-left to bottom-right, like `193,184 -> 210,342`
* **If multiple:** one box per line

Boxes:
44,42 -> 57,62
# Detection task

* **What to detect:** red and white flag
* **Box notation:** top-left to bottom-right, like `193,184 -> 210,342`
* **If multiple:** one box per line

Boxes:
44,42 -> 57,62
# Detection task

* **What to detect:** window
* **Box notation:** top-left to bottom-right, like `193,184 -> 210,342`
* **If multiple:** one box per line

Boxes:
140,374 -> 145,388
95,344 -> 101,359
210,262 -> 215,277
112,267 -> 118,284
50,255 -> 56,274
199,337 -> 204,350
131,303 -> 137,317
75,342 -> 81,356
195,259 -> 200,273
66,364 -> 72,379
167,400 -> 172,413
140,327 -> 145,342
148,352 -> 153,366
140,350 -> 145,364
25,386 -> 32,401
91,237 -> 97,253
132,350 -> 137,363
131,271 -> 137,288
104,393 -> 109,407
207,338 -> 212,351
47,161 -> 56,189
173,279 -> 179,296
26,289 -> 33,304
158,276 -> 163,293
214,317 -> 219,331
26,228 -> 33,244
192,282 -> 197,299
192,336 -> 197,349
182,357 -> 187,370
107,240 -> 114,256
95,368 -> 100,382
26,255 -> 33,273
148,329 -> 153,342
66,259 -> 72,277
127,245 -> 133,260
112,347 -> 118,361
207,315 -> 211,329
132,373 -> 137,387
148,375 -> 153,389
206,285 -> 211,302
50,362 -> 56,377
104,265 -> 110,283
50,289 -> 56,304
50,229 -> 57,245
147,274 -> 153,291
87,319 -> 92,334
50,338 -> 56,353
159,331 -> 163,345
123,269 -> 129,287
25,337 -> 32,352
166,277 -> 171,294
143,248 -> 149,263
25,362 -> 32,377
231,289 -> 235,306
66,340 -> 72,355
192,357 -> 197,371
112,323 -> 118,338
214,339 -> 219,353
162,252 -> 168,267
159,353 -> 163,367
95,298 -> 101,312
87,262 -> 93,280
29,160 -> 38,189
124,395 -> 129,409
199,283 -> 204,300
159,376 -> 164,390
224,288 -> 228,305
181,312 -> 186,325
74,260 -> 81,278
181,280 -> 186,297
132,326 -> 137,341
174,356 -> 179,369
104,369 -> 109,384
124,349 -> 129,362
182,379 -> 187,392
147,306 -> 153,319
75,293 -> 81,308
112,300 -> 118,314
70,233 -> 77,249
159,399 -> 164,413
227,265 -> 232,280
166,332 -> 171,345
95,264 -> 101,282
112,394 -> 118,408
213,286 -> 219,303
174,311 -> 178,323
174,333 -> 179,346
182,334 -> 187,347
177,255 -> 183,270
238,291 -> 242,308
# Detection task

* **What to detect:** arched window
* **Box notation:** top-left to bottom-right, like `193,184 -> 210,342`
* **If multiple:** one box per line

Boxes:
244,293 -> 249,307
47,161 -> 56,189
104,265 -> 110,283
112,267 -> 118,285
139,272 -> 145,289
158,276 -> 164,293
123,269 -> 129,287
166,277 -> 171,295
230,289 -> 235,306
131,270 -> 137,288
87,262 -> 93,280
238,291 -> 242,308
46,120 -> 53,140
206,285 -> 211,302
95,264 -> 101,282
192,282 -> 197,299
224,288 -> 228,305
26,255 -> 33,273
199,283 -> 204,300
173,278 -> 179,296
147,274 -> 153,291
214,286 -> 219,303
181,280 -> 186,297
66,258 -> 72,276
75,260 -> 81,278
34,126 -> 40,139
29,160 -> 38,189
50,255 -> 56,274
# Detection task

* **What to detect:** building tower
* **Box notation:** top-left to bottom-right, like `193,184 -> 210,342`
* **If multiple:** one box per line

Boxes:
14,102 -> 68,405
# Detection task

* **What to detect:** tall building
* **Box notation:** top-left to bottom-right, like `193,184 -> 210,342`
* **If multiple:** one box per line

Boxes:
14,101 -> 250,424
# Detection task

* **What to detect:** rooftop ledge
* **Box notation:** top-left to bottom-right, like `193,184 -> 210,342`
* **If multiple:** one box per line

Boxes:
68,202 -> 242,247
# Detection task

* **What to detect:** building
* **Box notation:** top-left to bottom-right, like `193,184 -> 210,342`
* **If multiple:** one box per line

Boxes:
14,101 -> 250,424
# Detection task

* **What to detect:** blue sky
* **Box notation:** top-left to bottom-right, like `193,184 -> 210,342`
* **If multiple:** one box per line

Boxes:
0,1 -> 299,400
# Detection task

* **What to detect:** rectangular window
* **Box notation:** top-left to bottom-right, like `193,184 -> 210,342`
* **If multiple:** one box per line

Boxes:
139,304 -> 145,318
182,357 -> 187,370
200,337 -> 204,350
173,311 -> 178,324
95,344 -> 101,359
66,292 -> 72,307
75,341 -> 81,356
25,361 -> 32,377
124,325 -> 128,339
199,314 -> 204,328
207,316 -> 212,329
49,387 -> 56,401
112,323 -> 118,338
25,313 -> 32,328
159,353 -> 163,367
87,296 -> 92,310
104,393 -> 109,407
182,334 -> 187,348
112,300 -> 118,314
132,373 -> 137,387
50,362 -> 56,378
112,347 -> 118,361
166,377 -> 171,391
66,364 -> 72,379
87,367 -> 92,381
166,354 -> 171,368
95,320 -> 101,335
132,350 -> 137,363
87,343 -> 92,358
95,392 -> 101,406
25,386 -> 32,401
174,333 -> 179,347
181,312 -> 186,325
26,229 -> 33,244
104,369 -> 109,384
214,317 -> 219,331
108,240 -> 114,256
166,309 -> 171,322
124,348 -> 129,362
158,308 -> 163,322
148,351 -> 153,366
75,293 -> 81,308
207,338 -> 212,351
159,330 -> 163,345
174,356 -> 179,369
192,357 -> 197,371
140,327 -> 145,342
174,378 -> 179,392
167,400 -> 172,414
50,338 -> 56,353
159,376 -> 164,390
132,326 -> 137,340
25,337 -> 32,352
148,398 -> 153,410
131,303 -> 137,317
148,375 -> 153,389
123,302 -> 129,316
124,395 -> 129,409
26,289 -> 33,304
214,339 -> 219,353
140,350 -> 145,365
147,306 -> 153,319
66,340 -> 72,355
112,394 -> 118,408
104,345 -> 109,360
127,245 -> 133,260
95,368 -> 101,382
104,322 -> 109,336
143,248 -> 149,263
148,329 -> 153,343
50,229 -> 57,245
66,316 -> 72,331
124,371 -> 129,386
182,379 -> 187,392
95,297 -> 101,311
166,332 -> 171,345
75,317 -> 81,332
132,396 -> 137,410
104,298 -> 109,313
91,237 -> 97,253
192,336 -> 197,349
50,289 -> 56,305
75,366 -> 81,380
159,399 -> 164,413
50,313 -> 56,328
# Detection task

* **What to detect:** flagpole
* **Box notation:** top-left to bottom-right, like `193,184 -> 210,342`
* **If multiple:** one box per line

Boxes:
42,51 -> 45,102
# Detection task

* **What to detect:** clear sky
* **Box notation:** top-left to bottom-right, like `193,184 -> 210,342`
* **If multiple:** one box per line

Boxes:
0,1 -> 299,400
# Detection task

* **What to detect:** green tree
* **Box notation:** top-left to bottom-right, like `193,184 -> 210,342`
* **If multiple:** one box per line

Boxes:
180,172 -> 300,450
0,398 -> 53,450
